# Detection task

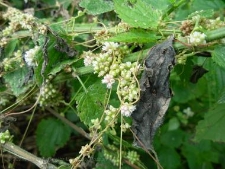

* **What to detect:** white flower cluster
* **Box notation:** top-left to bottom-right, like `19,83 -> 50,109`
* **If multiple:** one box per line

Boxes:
24,46 -> 40,66
189,31 -> 206,46
83,42 -> 139,117
83,51 -> 95,66
2,7 -> 47,36
83,42 -> 119,86
183,107 -> 194,117
102,42 -> 119,54
102,74 -> 115,89
120,103 -> 136,117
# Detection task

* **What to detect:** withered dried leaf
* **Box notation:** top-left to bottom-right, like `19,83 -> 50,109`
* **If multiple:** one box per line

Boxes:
131,36 -> 176,149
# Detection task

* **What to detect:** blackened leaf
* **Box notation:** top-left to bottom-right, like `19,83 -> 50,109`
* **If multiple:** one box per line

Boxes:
190,65 -> 208,83
131,36 -> 176,149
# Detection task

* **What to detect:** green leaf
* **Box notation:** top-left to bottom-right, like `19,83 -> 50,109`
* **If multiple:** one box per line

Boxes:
36,118 -> 71,157
107,29 -> 159,43
49,58 -> 78,76
212,45 -> 225,69
3,67 -> 32,96
4,39 -> 19,57
217,90 -> 225,104
160,129 -> 184,148
158,147 -> 181,169
187,9 -> 214,19
168,117 -> 180,131
203,59 -> 225,101
195,103 -> 225,143
114,0 -> 162,29
172,77 -> 207,103
75,80 -> 107,126
192,0 -> 225,11
142,0 -> 170,11
79,0 -> 114,15
182,140 -> 219,169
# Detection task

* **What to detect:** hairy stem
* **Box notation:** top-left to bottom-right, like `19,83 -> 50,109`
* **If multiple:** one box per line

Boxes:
1,142 -> 57,169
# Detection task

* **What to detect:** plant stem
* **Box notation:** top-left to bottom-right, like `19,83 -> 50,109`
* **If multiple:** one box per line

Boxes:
1,142 -> 57,169
47,107 -> 91,140
73,26 -> 225,76
205,27 -> 225,41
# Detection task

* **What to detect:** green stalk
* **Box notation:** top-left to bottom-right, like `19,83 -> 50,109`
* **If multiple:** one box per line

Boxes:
73,26 -> 225,77
205,27 -> 225,41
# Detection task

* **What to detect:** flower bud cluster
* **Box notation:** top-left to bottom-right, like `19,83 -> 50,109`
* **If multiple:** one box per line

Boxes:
103,144 -> 121,166
83,42 -> 139,119
79,144 -> 94,158
179,12 -> 224,48
39,78 -> 60,107
126,151 -> 140,164
1,7 -> 47,47
104,105 -> 119,126
90,118 -> 101,130
121,122 -> 130,132
94,30 -> 111,42
118,62 -> 140,102
180,20 -> 194,35
0,37 -> 8,47
206,17 -> 224,30
176,55 -> 187,65
92,53 -> 113,77
24,46 -> 40,67
2,50 -> 23,71
189,31 -> 206,46
117,22 -> 130,31
0,130 -> 12,144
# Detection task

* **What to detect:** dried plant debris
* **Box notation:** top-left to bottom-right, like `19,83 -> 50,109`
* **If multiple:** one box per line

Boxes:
48,28 -> 77,57
131,36 -> 176,150
0,115 -> 16,132
54,36 -> 77,57
41,36 -> 50,77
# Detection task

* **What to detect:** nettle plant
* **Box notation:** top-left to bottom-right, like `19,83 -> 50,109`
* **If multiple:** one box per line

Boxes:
1,0 -> 225,169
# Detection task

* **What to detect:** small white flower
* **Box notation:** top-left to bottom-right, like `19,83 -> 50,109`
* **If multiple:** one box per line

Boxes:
102,74 -> 115,89
120,103 -> 136,117
84,56 -> 94,66
102,42 -> 119,54
189,31 -> 206,46
83,51 -> 95,66
24,46 -> 40,66
183,107 -> 194,117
